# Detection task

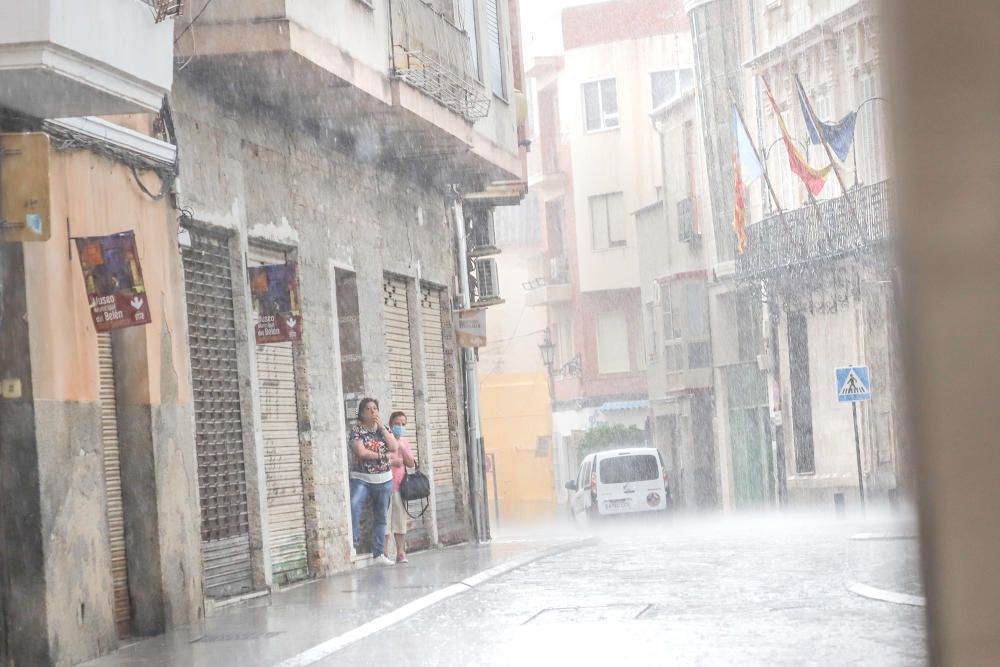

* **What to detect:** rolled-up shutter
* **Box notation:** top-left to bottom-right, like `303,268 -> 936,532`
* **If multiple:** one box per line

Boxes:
420,286 -> 463,542
98,332 -> 131,637
256,341 -> 308,585
182,229 -> 254,599
383,277 -> 418,444
382,276 -> 429,546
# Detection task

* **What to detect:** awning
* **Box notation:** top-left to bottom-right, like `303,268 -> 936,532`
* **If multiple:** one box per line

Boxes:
462,180 -> 528,207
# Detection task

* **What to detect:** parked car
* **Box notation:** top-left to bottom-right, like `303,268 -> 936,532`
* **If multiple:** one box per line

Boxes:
565,447 -> 671,519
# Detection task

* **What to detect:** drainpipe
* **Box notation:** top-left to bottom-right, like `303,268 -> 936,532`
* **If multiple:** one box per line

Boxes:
411,258 -> 441,546
452,197 -> 489,542
649,114 -> 674,271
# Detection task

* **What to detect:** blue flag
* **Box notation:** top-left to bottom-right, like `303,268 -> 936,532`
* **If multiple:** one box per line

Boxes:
796,80 -> 857,162
733,107 -> 762,184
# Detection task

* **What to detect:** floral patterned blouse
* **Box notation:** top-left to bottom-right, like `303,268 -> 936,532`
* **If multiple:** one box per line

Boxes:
349,423 -> 392,483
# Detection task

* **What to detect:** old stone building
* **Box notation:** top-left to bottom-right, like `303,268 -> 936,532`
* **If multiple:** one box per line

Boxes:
0,1 -> 525,664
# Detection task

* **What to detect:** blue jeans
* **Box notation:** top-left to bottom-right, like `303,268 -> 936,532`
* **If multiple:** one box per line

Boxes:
349,478 -> 393,558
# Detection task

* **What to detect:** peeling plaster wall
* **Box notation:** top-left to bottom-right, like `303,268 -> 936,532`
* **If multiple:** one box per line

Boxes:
5,147 -> 201,666
169,72 -> 469,574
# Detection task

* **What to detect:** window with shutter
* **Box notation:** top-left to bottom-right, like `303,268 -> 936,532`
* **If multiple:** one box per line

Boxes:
461,0 -> 481,80
485,0 -> 505,97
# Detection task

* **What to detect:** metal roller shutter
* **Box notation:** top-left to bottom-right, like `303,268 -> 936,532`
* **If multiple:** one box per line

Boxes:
182,229 -> 254,599
383,277 -> 417,442
98,333 -> 131,638
420,286 -> 462,542
256,342 -> 308,585
382,277 -> 428,546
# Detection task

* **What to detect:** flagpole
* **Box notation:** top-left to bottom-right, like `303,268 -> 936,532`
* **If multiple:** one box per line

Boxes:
729,89 -> 782,213
759,75 -> 831,232
794,74 -> 862,225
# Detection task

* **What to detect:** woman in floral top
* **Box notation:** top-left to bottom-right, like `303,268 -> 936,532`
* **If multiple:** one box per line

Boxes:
349,397 -> 399,565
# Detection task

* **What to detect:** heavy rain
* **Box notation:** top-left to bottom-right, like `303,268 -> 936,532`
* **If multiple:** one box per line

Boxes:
0,1 -> 997,666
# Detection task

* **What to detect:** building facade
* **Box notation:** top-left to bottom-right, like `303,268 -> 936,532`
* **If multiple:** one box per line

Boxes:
637,0 -> 900,511
737,0 -> 900,506
477,197 -> 556,524
638,89 -> 722,510
525,0 -> 692,499
0,3 -> 190,665
0,1 -> 526,664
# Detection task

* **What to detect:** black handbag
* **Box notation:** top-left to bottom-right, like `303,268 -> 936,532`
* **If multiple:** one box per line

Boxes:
400,465 -> 431,519
399,465 -> 431,501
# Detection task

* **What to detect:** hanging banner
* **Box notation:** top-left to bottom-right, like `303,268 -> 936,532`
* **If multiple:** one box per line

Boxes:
75,231 -> 151,332
249,262 -> 302,344
454,308 -> 487,348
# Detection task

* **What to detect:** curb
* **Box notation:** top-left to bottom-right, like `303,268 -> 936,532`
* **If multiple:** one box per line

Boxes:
847,582 -> 925,607
272,537 -> 594,667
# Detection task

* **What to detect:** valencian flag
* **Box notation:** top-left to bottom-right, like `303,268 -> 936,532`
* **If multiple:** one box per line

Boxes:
731,106 -> 760,254
732,151 -> 749,255
76,231 -> 152,332
795,78 -> 857,162
763,78 -> 832,196
249,263 -> 302,344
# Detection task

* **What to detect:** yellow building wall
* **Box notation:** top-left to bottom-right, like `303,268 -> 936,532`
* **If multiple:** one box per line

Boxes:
480,371 -> 556,523
23,141 -> 189,406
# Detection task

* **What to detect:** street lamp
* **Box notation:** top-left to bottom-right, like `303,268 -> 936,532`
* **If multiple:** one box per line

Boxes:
538,330 -> 556,373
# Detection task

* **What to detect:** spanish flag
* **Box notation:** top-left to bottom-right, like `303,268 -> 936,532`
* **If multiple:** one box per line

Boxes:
733,150 -> 749,255
763,78 -> 831,196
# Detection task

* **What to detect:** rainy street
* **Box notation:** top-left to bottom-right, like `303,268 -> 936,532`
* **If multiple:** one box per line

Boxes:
323,512 -> 926,666
5,0 -> 999,663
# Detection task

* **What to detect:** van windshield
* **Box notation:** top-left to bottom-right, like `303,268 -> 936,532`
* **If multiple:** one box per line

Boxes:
599,454 -> 659,483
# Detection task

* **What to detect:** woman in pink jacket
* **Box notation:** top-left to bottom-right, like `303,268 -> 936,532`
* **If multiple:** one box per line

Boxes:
385,411 -> 417,563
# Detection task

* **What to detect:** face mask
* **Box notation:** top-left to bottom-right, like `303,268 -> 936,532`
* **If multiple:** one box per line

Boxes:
391,425 -> 406,438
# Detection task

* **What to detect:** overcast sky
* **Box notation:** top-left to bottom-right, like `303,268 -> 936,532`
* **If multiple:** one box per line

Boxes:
519,0 -> 608,61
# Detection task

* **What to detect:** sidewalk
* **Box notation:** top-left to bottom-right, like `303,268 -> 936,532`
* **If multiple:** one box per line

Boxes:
846,524 -> 924,606
80,537 -> 582,667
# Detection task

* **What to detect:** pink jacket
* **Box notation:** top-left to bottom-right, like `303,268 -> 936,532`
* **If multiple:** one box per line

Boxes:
389,437 -> 414,492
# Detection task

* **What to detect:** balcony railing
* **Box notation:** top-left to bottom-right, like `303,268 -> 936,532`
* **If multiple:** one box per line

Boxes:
736,180 -> 892,279
391,0 -> 491,122
138,0 -> 183,23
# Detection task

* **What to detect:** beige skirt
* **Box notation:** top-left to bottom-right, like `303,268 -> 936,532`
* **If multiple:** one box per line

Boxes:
387,490 -> 408,535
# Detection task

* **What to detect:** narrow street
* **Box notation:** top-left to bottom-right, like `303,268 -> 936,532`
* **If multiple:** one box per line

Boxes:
84,511 -> 925,667
324,512 -> 925,666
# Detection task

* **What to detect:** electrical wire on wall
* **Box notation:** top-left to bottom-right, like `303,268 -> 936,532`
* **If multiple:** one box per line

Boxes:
174,0 -> 217,45
42,95 -> 180,203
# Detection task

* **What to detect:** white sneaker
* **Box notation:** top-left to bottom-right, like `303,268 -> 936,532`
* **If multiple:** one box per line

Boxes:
373,555 -> 395,566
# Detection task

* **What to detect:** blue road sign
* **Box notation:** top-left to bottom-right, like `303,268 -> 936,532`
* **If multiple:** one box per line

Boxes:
836,366 -> 871,402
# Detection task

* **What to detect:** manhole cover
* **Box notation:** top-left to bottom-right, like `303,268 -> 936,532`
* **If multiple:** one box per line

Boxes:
193,631 -> 284,643
341,585 -> 439,592
523,603 -> 652,625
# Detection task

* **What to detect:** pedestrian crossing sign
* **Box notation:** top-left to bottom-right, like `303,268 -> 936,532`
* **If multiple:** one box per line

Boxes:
836,366 -> 871,402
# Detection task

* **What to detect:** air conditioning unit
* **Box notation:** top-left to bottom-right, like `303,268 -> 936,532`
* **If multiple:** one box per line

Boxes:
469,208 -> 499,257
550,255 -> 569,284
474,258 -> 501,302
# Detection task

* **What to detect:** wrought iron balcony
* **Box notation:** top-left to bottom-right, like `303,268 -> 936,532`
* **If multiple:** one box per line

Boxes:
736,180 -> 892,280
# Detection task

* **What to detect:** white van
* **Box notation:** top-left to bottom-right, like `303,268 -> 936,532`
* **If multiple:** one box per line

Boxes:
566,447 -> 670,519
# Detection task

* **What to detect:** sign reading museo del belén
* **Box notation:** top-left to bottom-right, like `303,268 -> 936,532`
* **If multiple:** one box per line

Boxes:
75,231 -> 151,332
249,262 -> 302,344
